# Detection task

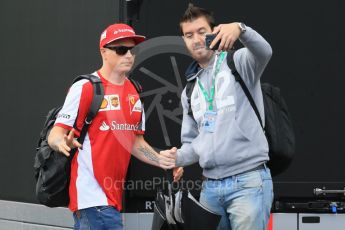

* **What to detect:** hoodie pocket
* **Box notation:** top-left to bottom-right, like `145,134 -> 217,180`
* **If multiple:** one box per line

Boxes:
232,118 -> 251,142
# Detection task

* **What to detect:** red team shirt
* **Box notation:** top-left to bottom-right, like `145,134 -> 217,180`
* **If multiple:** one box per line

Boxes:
55,71 -> 145,212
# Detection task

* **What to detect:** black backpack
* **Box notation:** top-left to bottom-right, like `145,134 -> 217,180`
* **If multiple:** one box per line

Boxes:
34,74 -> 104,207
185,51 -> 295,176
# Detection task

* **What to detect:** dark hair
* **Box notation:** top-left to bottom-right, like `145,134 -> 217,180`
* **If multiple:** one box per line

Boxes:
179,3 -> 215,35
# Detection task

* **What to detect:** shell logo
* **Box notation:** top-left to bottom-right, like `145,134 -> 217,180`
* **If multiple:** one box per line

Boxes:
100,99 -> 108,109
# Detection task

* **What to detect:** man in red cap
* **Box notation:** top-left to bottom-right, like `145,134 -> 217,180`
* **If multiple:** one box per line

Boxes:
48,23 -> 179,229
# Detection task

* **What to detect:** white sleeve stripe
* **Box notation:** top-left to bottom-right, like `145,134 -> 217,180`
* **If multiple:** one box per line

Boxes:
55,80 -> 89,127
139,110 -> 145,131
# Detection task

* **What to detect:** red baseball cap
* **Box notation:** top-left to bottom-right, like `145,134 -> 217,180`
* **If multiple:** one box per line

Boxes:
99,23 -> 146,48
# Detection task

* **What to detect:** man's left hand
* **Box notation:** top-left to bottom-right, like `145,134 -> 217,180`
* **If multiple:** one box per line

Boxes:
210,22 -> 242,51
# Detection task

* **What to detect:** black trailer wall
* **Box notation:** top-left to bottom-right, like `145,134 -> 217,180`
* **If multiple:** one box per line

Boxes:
0,0 -> 123,203
128,0 -> 345,202
0,0 -> 344,205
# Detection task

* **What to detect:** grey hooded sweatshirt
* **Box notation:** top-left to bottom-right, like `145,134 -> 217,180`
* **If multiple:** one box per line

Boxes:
176,26 -> 272,179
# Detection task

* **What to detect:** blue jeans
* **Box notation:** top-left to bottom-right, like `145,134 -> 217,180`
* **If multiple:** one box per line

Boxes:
200,166 -> 273,230
73,206 -> 123,230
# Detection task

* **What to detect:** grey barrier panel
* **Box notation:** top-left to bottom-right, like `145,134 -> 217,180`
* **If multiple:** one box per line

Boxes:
0,200 -> 154,230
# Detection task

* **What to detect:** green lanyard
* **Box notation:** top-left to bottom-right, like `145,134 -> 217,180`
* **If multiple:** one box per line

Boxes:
197,52 -> 226,111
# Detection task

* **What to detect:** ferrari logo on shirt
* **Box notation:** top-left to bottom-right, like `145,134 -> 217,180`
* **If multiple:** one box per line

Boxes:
128,94 -> 141,114
99,95 -> 121,111
129,95 -> 136,105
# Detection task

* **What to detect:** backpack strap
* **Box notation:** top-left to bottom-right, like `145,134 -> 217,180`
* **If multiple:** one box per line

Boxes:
128,78 -> 143,94
227,51 -> 264,129
128,78 -> 144,105
185,80 -> 196,118
71,74 -> 104,149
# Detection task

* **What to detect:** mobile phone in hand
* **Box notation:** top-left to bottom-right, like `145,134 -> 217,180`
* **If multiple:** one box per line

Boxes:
205,34 -> 220,50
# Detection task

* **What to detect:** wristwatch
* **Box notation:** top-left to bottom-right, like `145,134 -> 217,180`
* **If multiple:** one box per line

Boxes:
238,22 -> 247,34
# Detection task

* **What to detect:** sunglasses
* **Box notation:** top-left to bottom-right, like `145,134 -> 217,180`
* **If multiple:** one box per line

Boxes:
104,45 -> 137,55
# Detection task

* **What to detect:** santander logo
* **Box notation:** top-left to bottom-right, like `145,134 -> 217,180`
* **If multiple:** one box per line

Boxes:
99,121 -> 110,131
99,121 -> 139,131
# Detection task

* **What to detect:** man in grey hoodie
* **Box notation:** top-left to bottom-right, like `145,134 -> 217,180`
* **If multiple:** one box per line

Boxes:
161,4 -> 274,230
